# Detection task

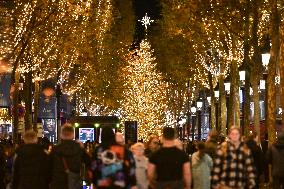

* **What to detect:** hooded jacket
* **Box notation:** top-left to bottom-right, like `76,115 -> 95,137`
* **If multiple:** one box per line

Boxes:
12,144 -> 51,189
266,132 -> 284,177
50,140 -> 90,189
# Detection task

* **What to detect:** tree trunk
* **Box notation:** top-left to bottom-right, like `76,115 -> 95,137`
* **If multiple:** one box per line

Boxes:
243,72 -> 251,137
251,0 -> 261,142
24,71 -> 33,130
12,70 -> 20,144
33,79 -> 40,132
280,25 -> 284,127
228,59 -> 240,128
219,75 -> 226,135
209,73 -> 216,129
243,0 -> 251,137
266,0 -> 280,144
252,77 -> 260,139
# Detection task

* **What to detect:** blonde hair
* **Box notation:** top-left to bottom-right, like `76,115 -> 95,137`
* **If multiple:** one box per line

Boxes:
23,130 -> 38,144
61,124 -> 74,139
228,126 -> 241,135
131,142 -> 145,151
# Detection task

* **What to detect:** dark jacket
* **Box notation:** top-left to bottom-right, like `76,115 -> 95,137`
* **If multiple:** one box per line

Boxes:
12,144 -> 51,189
0,144 -> 6,189
266,133 -> 284,178
50,140 -> 91,189
246,139 -> 264,176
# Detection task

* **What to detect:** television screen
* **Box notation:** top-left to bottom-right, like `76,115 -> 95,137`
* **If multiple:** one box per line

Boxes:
79,128 -> 95,142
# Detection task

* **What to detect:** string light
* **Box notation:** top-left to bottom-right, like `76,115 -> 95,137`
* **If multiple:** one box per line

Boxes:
121,39 -> 167,140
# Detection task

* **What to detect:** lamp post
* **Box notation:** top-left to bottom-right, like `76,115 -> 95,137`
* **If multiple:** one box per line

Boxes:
224,76 -> 230,131
214,84 -> 219,131
196,99 -> 203,140
239,65 -> 246,134
191,105 -> 196,141
262,48 -> 270,135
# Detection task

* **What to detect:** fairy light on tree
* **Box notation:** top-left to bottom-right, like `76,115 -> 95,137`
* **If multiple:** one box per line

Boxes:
121,39 -> 167,140
121,14 -> 167,140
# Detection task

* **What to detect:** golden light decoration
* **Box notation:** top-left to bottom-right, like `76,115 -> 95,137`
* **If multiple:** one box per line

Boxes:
121,39 -> 167,141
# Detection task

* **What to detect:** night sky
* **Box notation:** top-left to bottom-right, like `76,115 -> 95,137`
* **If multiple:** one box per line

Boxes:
132,0 -> 162,45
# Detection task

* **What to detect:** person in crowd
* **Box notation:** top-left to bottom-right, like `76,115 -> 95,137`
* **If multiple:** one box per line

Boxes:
261,133 -> 269,185
0,143 -> 6,189
266,131 -> 284,189
246,131 -> 264,189
131,142 -> 149,189
115,132 -> 125,145
204,130 -> 218,160
144,135 -> 160,158
148,127 -> 191,189
50,124 -> 91,189
211,126 -> 256,189
12,130 -> 51,189
91,126 -> 137,189
4,143 -> 14,188
186,140 -> 196,156
192,141 -> 213,189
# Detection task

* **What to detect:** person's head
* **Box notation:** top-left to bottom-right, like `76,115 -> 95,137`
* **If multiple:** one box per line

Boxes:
115,132 -> 125,145
162,127 -> 176,141
23,130 -> 38,144
196,141 -> 205,150
61,124 -> 74,140
208,129 -> 218,142
131,142 -> 145,157
147,135 -> 160,151
228,126 -> 241,143
101,126 -> 116,147
196,141 -> 205,158
247,131 -> 258,142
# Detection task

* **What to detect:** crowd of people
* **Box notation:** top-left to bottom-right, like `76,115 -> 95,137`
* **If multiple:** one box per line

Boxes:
0,124 -> 283,189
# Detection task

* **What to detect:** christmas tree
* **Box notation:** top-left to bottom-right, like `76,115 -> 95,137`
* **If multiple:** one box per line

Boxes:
121,39 -> 167,140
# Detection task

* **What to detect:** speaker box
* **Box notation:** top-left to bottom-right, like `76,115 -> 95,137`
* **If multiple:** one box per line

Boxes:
124,121 -> 138,144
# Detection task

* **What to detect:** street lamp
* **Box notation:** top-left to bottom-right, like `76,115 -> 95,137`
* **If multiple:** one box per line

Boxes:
207,96 -> 211,106
191,106 -> 197,115
197,100 -> 203,110
260,79 -> 266,90
261,34 -> 271,71
238,63 -> 247,134
262,53 -> 270,70
191,105 -> 196,141
196,98 -> 203,140
214,90 -> 219,99
239,70 -> 246,82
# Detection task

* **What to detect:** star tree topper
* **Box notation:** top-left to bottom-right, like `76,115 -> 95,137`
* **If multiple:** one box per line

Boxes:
138,13 -> 154,30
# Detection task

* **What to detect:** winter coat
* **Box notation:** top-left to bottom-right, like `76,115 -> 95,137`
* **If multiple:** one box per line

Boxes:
134,156 -> 149,189
12,144 -> 51,189
50,140 -> 91,189
266,133 -> 284,178
246,139 -> 264,177
0,144 -> 6,189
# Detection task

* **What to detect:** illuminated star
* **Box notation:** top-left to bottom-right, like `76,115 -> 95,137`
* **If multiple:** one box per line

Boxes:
138,13 -> 154,30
